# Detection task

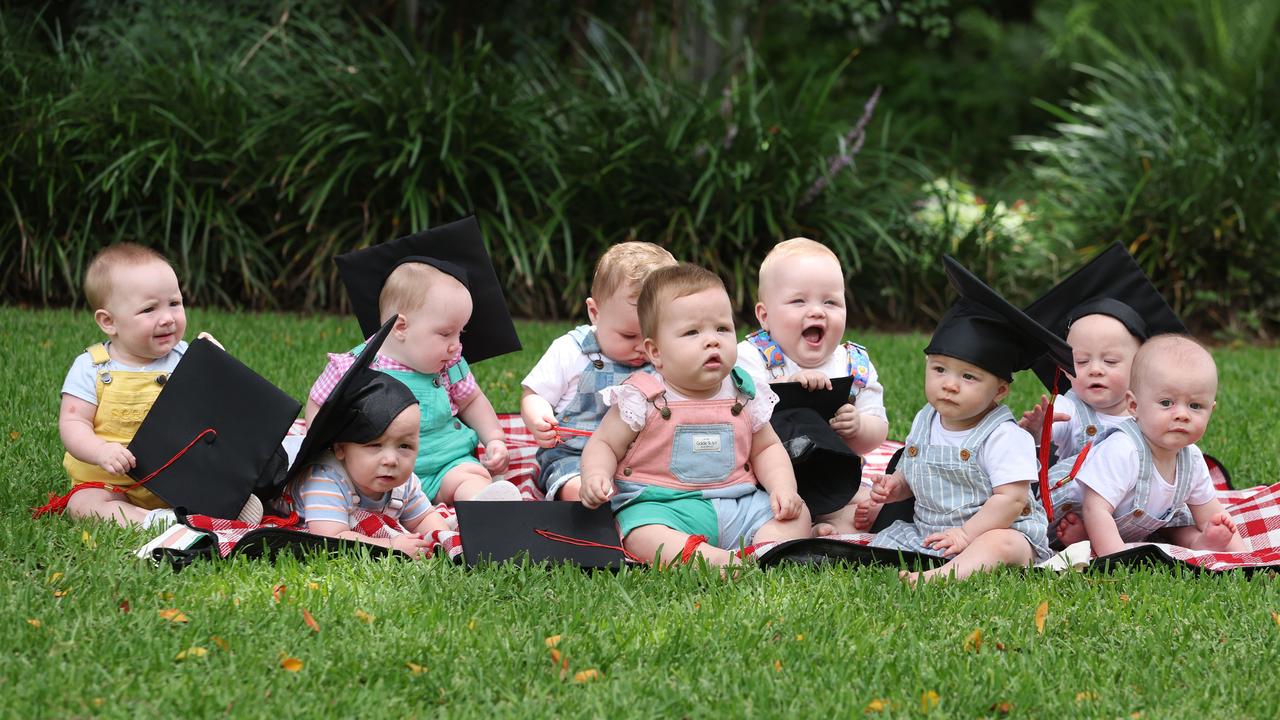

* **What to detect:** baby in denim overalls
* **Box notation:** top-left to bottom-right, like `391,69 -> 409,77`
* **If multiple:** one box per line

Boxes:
579,263 -> 812,567
306,261 -> 519,504
1075,335 -> 1243,557
868,256 -> 1070,583
736,238 -> 889,535
57,243 -> 229,528
520,242 -> 677,500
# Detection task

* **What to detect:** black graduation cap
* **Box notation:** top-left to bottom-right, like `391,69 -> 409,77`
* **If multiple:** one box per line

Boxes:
924,256 -> 1075,382
454,501 -> 625,569
770,376 -> 862,516
285,317 -> 417,485
127,339 -> 302,519
1023,241 -> 1187,391
335,215 -> 521,364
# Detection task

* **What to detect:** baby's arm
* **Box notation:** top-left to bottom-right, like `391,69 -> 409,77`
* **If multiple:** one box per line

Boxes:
578,407 -> 637,509
58,394 -> 134,474
1081,485 -> 1125,557
305,519 -> 433,558
303,398 -> 321,426
404,508 -> 450,536
749,424 -> 803,520
923,481 -> 1031,557
519,388 -> 559,449
457,389 -> 508,474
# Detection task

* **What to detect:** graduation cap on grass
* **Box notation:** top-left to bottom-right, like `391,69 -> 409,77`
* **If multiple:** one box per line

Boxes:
770,376 -> 862,517
126,339 -> 301,519
1023,241 -> 1186,392
284,317 -> 418,486
925,256 -> 1075,383
454,501 -> 626,569
335,215 -> 521,364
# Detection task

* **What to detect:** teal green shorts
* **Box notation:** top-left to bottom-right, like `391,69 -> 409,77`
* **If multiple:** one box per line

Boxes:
420,456 -> 481,502
615,486 -> 719,545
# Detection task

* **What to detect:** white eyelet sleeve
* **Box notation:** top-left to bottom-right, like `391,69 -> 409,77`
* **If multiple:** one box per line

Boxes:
599,384 -> 652,432
747,381 -> 779,432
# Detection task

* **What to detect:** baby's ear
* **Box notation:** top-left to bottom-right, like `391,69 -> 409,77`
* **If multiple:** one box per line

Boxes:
93,308 -> 115,336
1125,390 -> 1137,414
754,301 -> 769,330
585,297 -> 599,324
994,381 -> 1011,403
391,312 -> 409,338
643,337 -> 661,368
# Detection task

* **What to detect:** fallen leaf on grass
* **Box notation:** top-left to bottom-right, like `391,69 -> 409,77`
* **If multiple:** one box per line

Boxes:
467,618 -> 476,631
1120,594 -> 1131,603
48,572 -> 63,585
864,698 -> 889,713
354,609 -> 375,624
302,609 -> 320,633
118,599 -> 130,614
159,608 -> 189,623
279,655 -> 303,672
572,669 -> 600,683
272,584 -> 286,603
1035,601 -> 1048,634
920,690 -> 940,713
9,430 -> 19,441
1076,691 -> 1098,703
963,628 -> 982,652
994,642 -> 1007,651
1272,611 -> 1280,628
81,530 -> 96,549
307,582 -> 319,590
406,662 -> 426,674
795,633 -> 805,641
989,701 -> 1012,714
26,619 -> 41,628
175,647 -> 207,662
545,635 -> 562,648
773,659 -> 783,672
549,648 -> 562,665
53,589 -> 68,598
211,635 -> 229,651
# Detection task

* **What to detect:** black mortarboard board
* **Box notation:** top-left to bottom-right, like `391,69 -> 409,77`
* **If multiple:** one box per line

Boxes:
1023,241 -> 1187,391
924,256 -> 1075,382
286,317 -> 417,485
454,501 -> 625,569
770,377 -> 861,516
335,215 -> 521,364
772,376 -> 856,419
127,339 -> 302,519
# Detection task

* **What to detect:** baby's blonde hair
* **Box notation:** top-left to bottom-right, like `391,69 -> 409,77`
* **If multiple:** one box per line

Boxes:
83,243 -> 172,310
637,263 -> 725,339
1130,334 -> 1218,395
757,237 -> 841,298
591,242 -> 677,302
378,262 -> 463,322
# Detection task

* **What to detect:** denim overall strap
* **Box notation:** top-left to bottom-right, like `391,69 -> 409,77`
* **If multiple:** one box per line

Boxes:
1110,418 -> 1192,541
1065,390 -> 1104,451
744,329 -> 788,379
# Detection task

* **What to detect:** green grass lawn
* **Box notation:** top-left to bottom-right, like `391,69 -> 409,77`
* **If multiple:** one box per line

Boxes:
2,306 -> 1278,718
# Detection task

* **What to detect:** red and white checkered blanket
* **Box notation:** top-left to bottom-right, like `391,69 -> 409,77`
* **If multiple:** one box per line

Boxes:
179,415 -> 1276,572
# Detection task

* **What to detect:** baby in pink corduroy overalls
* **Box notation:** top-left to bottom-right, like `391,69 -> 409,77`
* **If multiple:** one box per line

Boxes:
579,263 -> 813,567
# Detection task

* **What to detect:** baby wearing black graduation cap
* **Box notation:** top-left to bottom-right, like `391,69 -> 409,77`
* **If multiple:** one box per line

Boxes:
866,257 -> 1074,583
306,218 -> 524,507
1019,242 -> 1189,546
288,325 -> 449,557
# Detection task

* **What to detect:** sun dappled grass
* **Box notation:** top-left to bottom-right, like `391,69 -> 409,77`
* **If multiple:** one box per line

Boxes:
2,306 -> 1279,717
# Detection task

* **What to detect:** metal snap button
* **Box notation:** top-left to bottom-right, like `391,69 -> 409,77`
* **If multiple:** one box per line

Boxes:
100,372 -> 112,384
906,446 -> 918,457
432,377 -> 441,387
155,374 -> 167,385
623,467 -> 632,477
959,449 -> 971,461
743,462 -> 751,472
453,421 -> 462,430
1133,509 -> 1144,517
1021,503 -> 1031,516
1086,425 -> 1097,437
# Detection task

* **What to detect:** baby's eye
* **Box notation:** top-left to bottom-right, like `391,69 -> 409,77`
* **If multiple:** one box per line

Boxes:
930,365 -> 944,374
1158,399 -> 1173,408
824,299 -> 841,307
141,306 -> 155,314
717,325 -> 732,333
682,328 -> 698,336
1189,402 -> 1204,411
789,298 -> 804,305
962,373 -> 977,381
400,442 -> 415,450
620,333 -> 637,340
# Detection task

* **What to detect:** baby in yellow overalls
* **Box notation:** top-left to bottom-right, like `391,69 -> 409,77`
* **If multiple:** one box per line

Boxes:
57,243 -> 223,528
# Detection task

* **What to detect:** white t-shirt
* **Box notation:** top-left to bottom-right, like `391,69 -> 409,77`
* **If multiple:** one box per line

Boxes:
929,414 -> 1037,487
1048,393 -> 1129,457
601,375 -> 779,434
521,329 -> 600,415
734,339 -> 887,421
1075,431 -> 1216,518
60,341 -> 189,405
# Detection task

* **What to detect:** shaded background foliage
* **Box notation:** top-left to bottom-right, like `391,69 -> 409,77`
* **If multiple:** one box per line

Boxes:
1,0 -> 1277,337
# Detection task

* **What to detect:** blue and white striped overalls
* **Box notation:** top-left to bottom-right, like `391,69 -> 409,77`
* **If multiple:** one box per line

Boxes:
535,326 -> 654,498
870,404 -> 1052,562
1105,418 -> 1197,543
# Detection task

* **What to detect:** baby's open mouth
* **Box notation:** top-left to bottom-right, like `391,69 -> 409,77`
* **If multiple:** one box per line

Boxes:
704,353 -> 722,369
802,325 -> 825,345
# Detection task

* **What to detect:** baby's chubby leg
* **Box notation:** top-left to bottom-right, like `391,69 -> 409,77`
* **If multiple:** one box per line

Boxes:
755,505 -> 813,544
624,524 -> 735,566
437,462 -> 496,503
66,487 -> 151,528
813,496 -> 863,536
905,528 -> 1033,584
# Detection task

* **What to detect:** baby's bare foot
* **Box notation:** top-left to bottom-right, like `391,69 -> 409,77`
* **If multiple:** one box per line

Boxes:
812,522 -> 836,537
1194,518 -> 1236,551
1055,512 -> 1087,545
898,569 -> 921,586
852,499 -> 883,532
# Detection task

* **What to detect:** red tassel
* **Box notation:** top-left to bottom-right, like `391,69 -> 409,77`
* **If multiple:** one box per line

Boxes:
1037,369 -> 1062,523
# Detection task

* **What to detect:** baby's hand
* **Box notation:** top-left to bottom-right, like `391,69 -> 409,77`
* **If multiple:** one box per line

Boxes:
829,403 -> 863,439
1017,394 -> 1071,433
790,369 -> 833,391
579,474 -> 615,510
390,533 -> 434,559
481,439 -> 509,474
196,331 -> 225,350
96,442 -> 136,475
770,489 -> 804,521
869,471 -> 908,504
923,527 -> 971,558
529,414 -> 559,449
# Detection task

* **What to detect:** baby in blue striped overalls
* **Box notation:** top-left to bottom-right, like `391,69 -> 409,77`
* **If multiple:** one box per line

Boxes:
867,256 -> 1072,583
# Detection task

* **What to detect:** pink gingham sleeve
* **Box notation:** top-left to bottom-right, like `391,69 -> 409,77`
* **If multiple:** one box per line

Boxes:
308,353 -> 356,406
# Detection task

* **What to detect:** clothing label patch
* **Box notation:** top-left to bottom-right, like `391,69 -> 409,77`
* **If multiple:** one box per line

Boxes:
692,435 -> 721,453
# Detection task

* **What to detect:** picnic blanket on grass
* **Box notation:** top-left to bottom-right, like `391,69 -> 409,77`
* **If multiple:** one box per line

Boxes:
148,415 -> 1276,574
